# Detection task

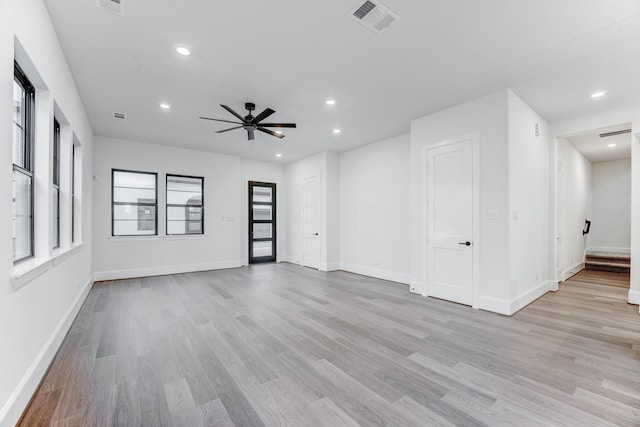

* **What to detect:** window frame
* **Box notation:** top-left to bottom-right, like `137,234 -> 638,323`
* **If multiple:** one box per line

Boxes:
52,118 -> 60,249
71,144 -> 75,243
166,174 -> 205,236
111,168 -> 158,237
13,61 -> 36,264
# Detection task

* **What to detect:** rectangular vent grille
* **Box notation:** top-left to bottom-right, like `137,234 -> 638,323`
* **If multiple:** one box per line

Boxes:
113,112 -> 126,120
95,0 -> 125,16
599,129 -> 631,138
354,1 -> 376,19
350,0 -> 399,33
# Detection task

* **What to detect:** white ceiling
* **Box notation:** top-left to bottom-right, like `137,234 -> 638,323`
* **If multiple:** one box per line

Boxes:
43,0 -> 640,163
565,123 -> 632,163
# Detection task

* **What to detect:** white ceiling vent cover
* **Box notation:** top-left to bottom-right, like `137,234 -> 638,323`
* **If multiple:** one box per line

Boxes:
95,0 -> 125,17
350,1 -> 399,33
113,111 -> 126,120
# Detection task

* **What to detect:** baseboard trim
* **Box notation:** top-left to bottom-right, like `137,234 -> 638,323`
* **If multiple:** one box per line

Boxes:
93,260 -> 242,282
281,255 -> 301,266
319,263 -> 340,272
339,263 -> 410,285
0,275 -> 93,427
563,261 -> 585,281
479,280 -> 554,316
510,281 -> 554,313
629,290 -> 640,305
409,281 -> 422,295
478,295 -> 512,315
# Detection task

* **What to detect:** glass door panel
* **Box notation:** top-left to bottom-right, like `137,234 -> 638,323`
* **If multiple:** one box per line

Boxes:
249,181 -> 276,264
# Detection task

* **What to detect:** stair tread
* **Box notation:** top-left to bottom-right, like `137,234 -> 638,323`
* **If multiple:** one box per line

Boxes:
586,251 -> 630,259
585,260 -> 631,267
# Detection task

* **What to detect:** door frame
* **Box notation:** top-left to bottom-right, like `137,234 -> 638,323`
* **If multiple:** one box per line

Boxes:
421,133 -> 480,308
555,159 -> 565,285
248,181 -> 276,264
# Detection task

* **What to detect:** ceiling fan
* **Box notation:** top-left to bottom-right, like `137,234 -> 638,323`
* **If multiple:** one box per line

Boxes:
200,102 -> 296,141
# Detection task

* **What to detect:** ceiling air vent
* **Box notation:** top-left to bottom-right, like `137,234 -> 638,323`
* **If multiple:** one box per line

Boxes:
350,0 -> 399,34
113,112 -> 126,121
95,0 -> 125,17
599,129 -> 631,138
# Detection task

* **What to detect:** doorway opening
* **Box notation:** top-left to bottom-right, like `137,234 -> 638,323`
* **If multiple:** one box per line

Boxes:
248,181 -> 276,264
555,123 -> 631,288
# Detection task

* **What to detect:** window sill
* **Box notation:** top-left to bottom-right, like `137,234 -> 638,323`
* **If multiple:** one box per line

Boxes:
11,258 -> 52,290
109,235 -> 160,242
11,244 -> 85,290
52,247 -> 74,266
108,235 -> 207,241
164,234 -> 207,240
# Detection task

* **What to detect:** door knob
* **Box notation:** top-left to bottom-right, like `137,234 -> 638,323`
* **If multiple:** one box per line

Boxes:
313,233 -> 319,236
458,241 -> 471,246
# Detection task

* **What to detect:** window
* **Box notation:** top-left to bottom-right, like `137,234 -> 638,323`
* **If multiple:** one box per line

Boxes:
166,175 -> 204,235
112,169 -> 157,236
12,62 -> 35,263
52,118 -> 60,249
71,144 -> 75,243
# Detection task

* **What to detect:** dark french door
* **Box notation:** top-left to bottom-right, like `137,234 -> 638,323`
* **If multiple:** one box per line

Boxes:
249,181 -> 276,264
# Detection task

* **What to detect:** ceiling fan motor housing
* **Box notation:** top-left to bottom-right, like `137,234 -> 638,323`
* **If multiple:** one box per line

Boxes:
199,102 -> 296,140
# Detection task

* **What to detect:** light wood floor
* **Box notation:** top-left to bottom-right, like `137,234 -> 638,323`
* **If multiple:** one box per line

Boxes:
20,265 -> 640,426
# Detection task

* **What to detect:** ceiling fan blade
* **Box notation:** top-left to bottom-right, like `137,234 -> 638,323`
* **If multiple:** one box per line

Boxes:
257,127 -> 285,139
215,126 -> 244,133
248,129 -> 255,141
221,104 -> 246,122
258,123 -> 297,128
251,108 -> 275,124
199,116 -> 243,125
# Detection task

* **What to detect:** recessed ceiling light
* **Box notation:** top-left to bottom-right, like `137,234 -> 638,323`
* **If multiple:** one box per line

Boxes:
333,128 -> 341,134
590,91 -> 606,98
608,143 -> 617,148
176,46 -> 191,56
326,99 -> 336,105
276,153 -> 283,158
159,103 -> 171,109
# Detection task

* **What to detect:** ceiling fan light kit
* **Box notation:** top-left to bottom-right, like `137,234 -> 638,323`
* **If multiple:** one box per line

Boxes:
200,102 -> 296,141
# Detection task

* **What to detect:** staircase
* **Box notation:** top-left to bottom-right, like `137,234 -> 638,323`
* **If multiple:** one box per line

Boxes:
585,251 -> 631,273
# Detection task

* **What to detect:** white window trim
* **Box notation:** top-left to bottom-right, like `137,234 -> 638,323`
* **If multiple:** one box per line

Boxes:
11,243 -> 84,290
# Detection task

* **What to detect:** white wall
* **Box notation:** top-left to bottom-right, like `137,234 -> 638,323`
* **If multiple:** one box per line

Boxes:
590,159 -> 631,252
411,90 -> 511,312
340,133 -> 410,284
0,0 -> 94,425
326,152 -> 340,271
557,138 -> 592,279
241,159 -> 286,265
507,91 -> 551,310
92,137 -> 242,280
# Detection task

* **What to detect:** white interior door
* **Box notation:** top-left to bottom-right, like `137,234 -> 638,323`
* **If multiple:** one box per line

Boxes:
427,139 -> 474,306
302,175 -> 320,269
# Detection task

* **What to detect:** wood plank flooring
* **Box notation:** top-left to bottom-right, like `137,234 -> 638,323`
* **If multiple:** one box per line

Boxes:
19,266 -> 640,426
